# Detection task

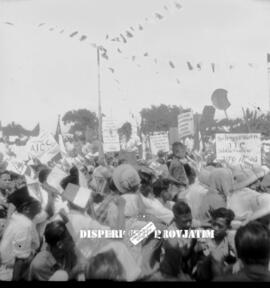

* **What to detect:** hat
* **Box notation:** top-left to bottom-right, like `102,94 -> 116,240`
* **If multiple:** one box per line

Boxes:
112,164 -> 140,194
233,167 -> 265,191
7,186 -> 33,209
198,166 -> 215,186
246,193 -> 270,222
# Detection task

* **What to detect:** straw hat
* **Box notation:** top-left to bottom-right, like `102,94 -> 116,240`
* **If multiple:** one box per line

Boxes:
246,193 -> 270,222
112,164 -> 140,194
233,167 -> 265,191
198,166 -> 215,186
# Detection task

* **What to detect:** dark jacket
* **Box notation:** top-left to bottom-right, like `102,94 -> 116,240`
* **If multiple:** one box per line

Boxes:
214,265 -> 270,282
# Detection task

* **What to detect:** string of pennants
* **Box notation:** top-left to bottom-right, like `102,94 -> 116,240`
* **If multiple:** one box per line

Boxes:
0,0 -> 261,89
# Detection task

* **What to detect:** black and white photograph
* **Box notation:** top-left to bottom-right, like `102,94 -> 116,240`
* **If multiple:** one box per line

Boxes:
1,0 -> 270,282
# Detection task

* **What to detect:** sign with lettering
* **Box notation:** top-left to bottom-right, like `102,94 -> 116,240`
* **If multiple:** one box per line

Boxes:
102,117 -> 120,152
216,133 -> 261,166
26,131 -> 60,164
150,132 -> 169,155
178,111 -> 194,139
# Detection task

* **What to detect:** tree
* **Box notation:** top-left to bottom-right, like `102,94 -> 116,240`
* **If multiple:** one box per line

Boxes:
118,122 -> 132,142
140,104 -> 184,134
1,122 -> 40,137
62,109 -> 99,140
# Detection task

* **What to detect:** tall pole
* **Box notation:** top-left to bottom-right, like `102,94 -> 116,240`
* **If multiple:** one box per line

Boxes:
97,46 -> 104,162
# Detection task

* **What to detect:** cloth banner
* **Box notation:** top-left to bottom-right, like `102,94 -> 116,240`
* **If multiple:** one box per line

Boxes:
149,132 -> 169,155
178,111 -> 194,139
216,133 -> 261,167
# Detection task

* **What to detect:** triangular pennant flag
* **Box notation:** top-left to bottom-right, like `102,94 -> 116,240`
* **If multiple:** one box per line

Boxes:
63,183 -> 92,209
211,63 -> 215,73
169,61 -> 175,69
120,34 -> 127,43
70,31 -> 79,37
55,115 -> 62,143
80,35 -> 87,41
175,2 -> 182,9
155,13 -> 164,20
126,31 -> 133,38
187,62 -> 193,70
101,52 -> 109,60
4,22 -> 14,26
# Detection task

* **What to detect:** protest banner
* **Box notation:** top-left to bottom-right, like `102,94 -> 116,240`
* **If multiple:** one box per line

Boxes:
216,133 -> 261,167
149,132 -> 169,155
7,159 -> 31,176
102,117 -> 120,152
47,166 -> 68,194
178,111 -> 194,139
26,131 -> 61,164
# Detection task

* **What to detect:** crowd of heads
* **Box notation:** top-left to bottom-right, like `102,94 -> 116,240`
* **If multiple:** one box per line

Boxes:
0,140 -> 270,282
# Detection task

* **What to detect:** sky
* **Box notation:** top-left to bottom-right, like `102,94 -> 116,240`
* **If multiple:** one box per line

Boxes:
1,0 -> 270,133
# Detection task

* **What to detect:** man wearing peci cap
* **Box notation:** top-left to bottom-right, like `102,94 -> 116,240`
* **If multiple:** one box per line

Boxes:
0,186 -> 41,280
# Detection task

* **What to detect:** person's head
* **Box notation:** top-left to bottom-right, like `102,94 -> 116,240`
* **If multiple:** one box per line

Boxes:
60,166 -> 79,190
235,221 -> 270,267
153,178 -> 171,202
172,142 -> 186,159
17,197 -> 41,220
172,200 -> 192,230
86,249 -> 124,280
38,168 -> 51,184
0,171 -> 11,191
45,220 -> 75,258
210,208 -> 235,241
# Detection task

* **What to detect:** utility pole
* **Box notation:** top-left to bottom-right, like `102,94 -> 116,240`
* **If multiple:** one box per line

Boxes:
97,46 -> 104,161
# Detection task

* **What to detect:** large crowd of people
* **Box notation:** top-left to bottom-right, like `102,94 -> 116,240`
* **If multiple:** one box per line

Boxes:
0,140 -> 270,281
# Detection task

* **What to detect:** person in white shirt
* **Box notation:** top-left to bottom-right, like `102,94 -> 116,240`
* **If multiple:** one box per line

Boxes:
0,186 -> 41,281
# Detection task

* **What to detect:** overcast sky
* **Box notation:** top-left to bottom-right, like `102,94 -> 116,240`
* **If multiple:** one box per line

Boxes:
1,0 -> 270,132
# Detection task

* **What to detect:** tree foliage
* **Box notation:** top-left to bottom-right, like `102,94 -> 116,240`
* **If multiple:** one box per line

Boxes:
140,104 -> 184,134
118,122 -> 132,141
203,108 -> 270,137
62,109 -> 99,138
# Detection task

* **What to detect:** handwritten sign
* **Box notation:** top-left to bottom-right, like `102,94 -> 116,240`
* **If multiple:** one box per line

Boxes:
178,111 -> 194,139
102,117 -> 120,152
216,133 -> 261,166
27,131 -> 60,164
150,132 -> 169,155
